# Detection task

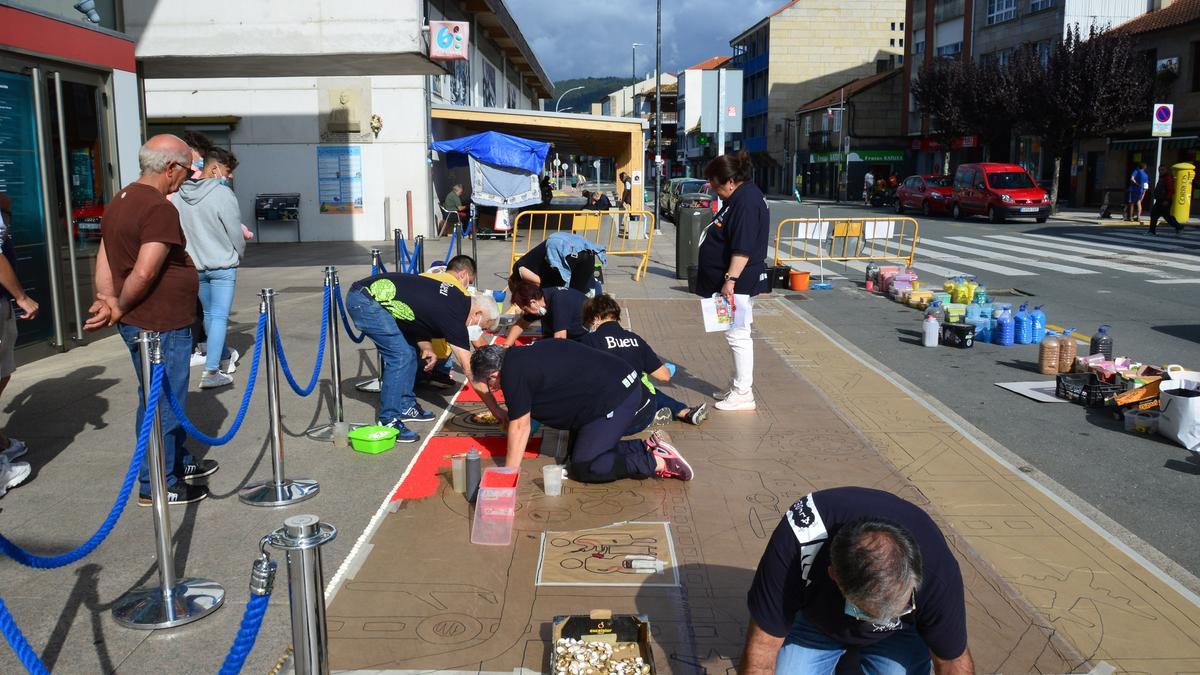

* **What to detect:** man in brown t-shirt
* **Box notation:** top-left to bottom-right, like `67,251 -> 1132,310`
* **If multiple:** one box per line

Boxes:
86,134 -> 212,506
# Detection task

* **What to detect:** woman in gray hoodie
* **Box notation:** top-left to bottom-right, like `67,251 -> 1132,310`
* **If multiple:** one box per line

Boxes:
176,148 -> 246,389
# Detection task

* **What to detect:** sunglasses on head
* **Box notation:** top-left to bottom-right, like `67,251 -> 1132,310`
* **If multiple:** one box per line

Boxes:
844,591 -> 916,625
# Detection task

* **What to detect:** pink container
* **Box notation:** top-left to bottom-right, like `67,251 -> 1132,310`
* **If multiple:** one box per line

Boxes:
471,467 -> 519,546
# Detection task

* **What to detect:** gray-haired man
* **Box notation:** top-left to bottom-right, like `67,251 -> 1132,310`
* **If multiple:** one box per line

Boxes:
739,487 -> 973,674
86,134 -> 213,506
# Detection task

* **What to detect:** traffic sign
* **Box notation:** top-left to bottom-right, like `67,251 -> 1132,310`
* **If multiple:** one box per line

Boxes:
553,158 -> 561,168
1152,103 -> 1173,137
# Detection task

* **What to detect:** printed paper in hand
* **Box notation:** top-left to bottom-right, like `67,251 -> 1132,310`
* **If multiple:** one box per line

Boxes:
701,294 -> 752,332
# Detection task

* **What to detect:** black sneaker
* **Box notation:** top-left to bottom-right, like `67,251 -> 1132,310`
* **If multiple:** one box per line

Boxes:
420,370 -> 456,390
382,418 -> 420,443
138,482 -> 209,506
180,459 -> 219,482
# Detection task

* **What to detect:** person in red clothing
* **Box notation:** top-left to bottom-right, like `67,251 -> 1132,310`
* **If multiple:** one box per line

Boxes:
1148,165 -> 1182,236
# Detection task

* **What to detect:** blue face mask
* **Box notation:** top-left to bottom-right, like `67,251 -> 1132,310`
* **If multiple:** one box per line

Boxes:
217,177 -> 231,187
191,159 -> 204,172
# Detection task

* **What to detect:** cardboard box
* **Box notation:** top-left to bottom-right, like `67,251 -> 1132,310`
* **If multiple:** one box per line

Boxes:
551,610 -> 656,674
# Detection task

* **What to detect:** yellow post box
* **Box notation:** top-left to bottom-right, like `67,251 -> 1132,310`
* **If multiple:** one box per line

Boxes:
1172,162 -> 1195,224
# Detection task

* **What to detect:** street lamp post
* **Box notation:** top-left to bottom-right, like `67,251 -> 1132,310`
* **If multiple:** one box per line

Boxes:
654,0 -> 662,234
555,86 -> 585,113
631,43 -> 643,118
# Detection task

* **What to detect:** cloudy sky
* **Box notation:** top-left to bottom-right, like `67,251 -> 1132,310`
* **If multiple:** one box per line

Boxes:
507,0 -> 782,82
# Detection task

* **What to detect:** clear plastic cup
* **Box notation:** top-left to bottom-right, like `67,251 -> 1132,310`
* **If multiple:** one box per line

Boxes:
542,464 -> 564,497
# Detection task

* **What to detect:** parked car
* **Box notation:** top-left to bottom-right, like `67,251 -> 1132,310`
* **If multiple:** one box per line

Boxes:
951,163 -> 1050,223
71,203 -> 104,240
895,174 -> 953,216
672,183 -> 718,223
661,178 -> 707,221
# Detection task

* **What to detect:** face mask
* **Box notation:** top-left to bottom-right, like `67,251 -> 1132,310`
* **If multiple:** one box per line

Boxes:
535,306 -> 547,316
467,324 -> 483,341
216,177 -> 231,187
191,159 -> 204,172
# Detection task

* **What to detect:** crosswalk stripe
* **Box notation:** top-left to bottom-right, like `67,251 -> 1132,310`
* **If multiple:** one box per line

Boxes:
1004,233 -> 1200,272
968,235 -> 1177,277
919,237 -> 1097,274
1024,232 -> 1200,264
1070,231 -> 1200,254
1145,279 -> 1200,284
914,246 -> 1036,276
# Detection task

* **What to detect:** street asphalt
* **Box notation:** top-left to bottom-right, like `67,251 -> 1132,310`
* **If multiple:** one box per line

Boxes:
763,196 -> 1200,578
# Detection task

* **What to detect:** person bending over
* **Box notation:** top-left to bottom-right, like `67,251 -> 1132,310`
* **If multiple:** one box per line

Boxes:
581,294 -> 707,426
505,280 -> 587,344
510,231 -> 606,294
739,487 -> 973,674
469,342 -> 693,482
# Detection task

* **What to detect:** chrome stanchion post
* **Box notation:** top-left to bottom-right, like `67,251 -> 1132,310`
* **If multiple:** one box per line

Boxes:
268,515 -> 337,675
307,268 -> 363,441
454,223 -> 463,258
113,331 -> 225,629
369,247 -> 382,272
240,289 -> 320,506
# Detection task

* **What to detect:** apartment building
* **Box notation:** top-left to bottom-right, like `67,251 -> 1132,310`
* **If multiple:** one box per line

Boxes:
675,56 -> 744,178
730,0 -> 905,194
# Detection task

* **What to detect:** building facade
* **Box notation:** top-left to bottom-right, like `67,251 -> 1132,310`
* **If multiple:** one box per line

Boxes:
0,1 -> 142,352
731,0 -> 905,194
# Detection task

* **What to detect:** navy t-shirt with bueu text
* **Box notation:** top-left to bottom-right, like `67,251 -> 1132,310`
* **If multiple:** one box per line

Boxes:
746,486 -> 968,660
500,339 -> 640,430
580,321 -> 663,375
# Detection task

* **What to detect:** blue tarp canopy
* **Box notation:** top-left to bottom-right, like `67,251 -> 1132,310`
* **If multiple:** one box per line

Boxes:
431,131 -> 550,175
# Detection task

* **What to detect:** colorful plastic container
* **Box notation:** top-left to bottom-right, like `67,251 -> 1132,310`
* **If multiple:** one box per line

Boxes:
348,425 -> 399,454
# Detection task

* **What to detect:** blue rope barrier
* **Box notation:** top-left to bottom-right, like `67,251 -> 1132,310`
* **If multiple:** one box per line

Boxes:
274,291 -> 329,397
217,592 -> 271,675
441,229 -> 458,267
334,284 -> 367,344
408,239 -> 423,274
0,364 -> 162,568
397,238 -> 412,272
376,260 -> 388,274
163,313 -> 266,446
0,596 -> 48,675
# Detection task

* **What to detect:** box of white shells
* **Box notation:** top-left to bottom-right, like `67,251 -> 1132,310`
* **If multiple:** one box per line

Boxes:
550,610 -> 656,675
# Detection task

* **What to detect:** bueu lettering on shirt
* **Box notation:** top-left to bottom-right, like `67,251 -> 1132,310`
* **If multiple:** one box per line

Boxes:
604,336 -> 641,349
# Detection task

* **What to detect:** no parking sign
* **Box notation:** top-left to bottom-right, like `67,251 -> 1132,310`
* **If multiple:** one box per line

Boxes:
1152,103 -> 1173,137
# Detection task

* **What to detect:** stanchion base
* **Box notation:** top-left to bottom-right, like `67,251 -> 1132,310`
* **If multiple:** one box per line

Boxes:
238,478 -> 320,507
304,421 -> 367,442
355,378 -> 381,393
112,578 -> 225,630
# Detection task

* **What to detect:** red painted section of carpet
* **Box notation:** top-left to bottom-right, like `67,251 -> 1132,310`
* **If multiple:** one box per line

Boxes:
458,386 -> 503,403
389,436 -> 541,502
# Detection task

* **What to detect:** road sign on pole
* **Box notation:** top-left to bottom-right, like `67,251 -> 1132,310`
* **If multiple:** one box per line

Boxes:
1152,103 -> 1173,137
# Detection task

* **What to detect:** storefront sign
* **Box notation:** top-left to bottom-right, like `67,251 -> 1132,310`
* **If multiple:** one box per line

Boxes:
317,146 -> 364,215
811,150 -> 904,163
429,21 -> 469,61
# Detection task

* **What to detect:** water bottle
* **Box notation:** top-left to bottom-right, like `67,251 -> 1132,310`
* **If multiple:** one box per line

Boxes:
1030,305 -> 1047,344
1090,325 -> 1113,359
976,316 -> 993,344
966,303 -> 982,321
1014,304 -> 1032,345
994,308 -> 1015,346
923,313 -> 939,348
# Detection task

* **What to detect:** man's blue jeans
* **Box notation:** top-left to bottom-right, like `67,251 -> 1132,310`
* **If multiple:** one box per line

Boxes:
346,289 -> 417,424
117,324 -> 194,491
775,611 -> 932,674
197,268 -> 237,372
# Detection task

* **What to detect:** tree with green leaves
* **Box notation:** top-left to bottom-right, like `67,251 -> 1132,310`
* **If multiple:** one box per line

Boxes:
911,58 -> 971,174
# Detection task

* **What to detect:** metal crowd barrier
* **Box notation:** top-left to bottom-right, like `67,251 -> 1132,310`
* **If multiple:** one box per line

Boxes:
773,216 -> 920,269
509,209 -> 656,282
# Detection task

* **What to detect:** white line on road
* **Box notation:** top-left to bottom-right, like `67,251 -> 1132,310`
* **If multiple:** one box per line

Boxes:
1009,233 -> 1200,271
913,246 -> 1037,276
961,235 -> 1176,277
919,237 -> 1097,274
1145,279 -> 1200,284
1065,231 -> 1200,256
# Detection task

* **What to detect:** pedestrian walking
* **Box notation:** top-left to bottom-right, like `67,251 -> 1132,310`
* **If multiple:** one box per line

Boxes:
176,147 -> 245,389
863,169 -> 875,205
85,134 -> 213,506
0,191 -> 39,498
697,150 -> 769,412
181,132 -> 213,365
1148,165 -> 1183,236
1126,162 -> 1150,224
619,171 -> 633,237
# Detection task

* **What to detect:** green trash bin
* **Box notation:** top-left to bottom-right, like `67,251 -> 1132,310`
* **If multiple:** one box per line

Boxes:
675,207 -> 708,280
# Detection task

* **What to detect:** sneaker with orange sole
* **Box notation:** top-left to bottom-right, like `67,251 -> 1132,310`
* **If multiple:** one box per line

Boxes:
647,430 -> 693,481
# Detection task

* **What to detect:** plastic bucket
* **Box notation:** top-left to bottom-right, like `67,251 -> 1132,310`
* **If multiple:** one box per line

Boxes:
348,425 -> 399,454
790,270 -> 810,291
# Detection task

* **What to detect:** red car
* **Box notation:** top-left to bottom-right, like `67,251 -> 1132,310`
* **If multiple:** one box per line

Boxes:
895,174 -> 953,216
951,162 -> 1050,223
71,204 -> 104,240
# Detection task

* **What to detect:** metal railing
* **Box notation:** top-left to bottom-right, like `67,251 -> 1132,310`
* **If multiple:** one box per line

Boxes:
774,216 -> 920,268
510,209 -> 656,282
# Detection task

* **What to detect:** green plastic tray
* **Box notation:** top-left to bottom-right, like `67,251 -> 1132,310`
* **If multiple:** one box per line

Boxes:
348,425 -> 399,454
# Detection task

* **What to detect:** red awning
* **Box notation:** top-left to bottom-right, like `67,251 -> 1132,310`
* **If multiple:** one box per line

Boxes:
0,5 -> 135,72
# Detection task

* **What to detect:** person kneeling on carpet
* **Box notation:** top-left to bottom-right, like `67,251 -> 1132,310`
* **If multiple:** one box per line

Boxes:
581,294 -> 707,426
469,342 -> 693,482
504,280 -> 587,344
347,272 -> 505,443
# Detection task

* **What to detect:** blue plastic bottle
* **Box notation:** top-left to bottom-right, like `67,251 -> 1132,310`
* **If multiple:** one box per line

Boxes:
1030,305 -> 1046,344
1014,304 -> 1032,345
994,308 -> 1015,346
976,317 -> 992,343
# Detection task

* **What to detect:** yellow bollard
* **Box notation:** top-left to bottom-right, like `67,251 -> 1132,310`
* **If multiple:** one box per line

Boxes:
1172,162 -> 1195,224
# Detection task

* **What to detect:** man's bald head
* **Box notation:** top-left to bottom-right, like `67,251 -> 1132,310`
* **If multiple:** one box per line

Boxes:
139,134 -> 191,177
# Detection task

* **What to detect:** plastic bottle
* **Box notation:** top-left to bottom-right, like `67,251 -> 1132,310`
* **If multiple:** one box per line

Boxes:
1090,325 -> 1113,359
954,277 -> 971,304
464,448 -> 482,502
1057,329 -> 1077,373
966,303 -> 982,322
994,308 -> 1015,346
1014,304 -> 1032,345
923,312 -> 939,347
1038,332 -> 1061,375
1030,306 -> 1047,344
976,316 -> 993,343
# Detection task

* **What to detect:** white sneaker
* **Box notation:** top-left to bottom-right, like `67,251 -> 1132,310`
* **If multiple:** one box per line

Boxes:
715,389 -> 756,411
199,371 -> 234,389
0,458 -> 31,497
220,348 -> 240,374
713,388 -> 733,401
189,352 -> 207,368
1,438 -> 27,462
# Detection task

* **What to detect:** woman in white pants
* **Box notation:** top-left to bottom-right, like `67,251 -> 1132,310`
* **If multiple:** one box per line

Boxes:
695,151 -> 770,411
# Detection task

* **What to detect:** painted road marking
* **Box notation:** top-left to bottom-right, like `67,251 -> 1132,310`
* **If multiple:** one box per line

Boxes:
1015,233 -> 1200,271
1145,279 -> 1200,284
1046,324 -> 1092,342
919,237 -> 1098,274
967,235 -> 1177,277
914,247 -> 1036,276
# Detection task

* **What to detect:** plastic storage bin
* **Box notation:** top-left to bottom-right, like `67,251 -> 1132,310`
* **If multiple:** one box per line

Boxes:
1123,409 -> 1160,434
471,467 -> 520,546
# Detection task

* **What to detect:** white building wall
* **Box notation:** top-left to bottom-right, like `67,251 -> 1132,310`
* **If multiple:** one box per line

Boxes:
111,69 -> 142,186
1062,0 -> 1147,35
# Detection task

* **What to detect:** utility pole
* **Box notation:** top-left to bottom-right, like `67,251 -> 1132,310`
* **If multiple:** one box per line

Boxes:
717,69 -> 726,157
654,0 -> 662,234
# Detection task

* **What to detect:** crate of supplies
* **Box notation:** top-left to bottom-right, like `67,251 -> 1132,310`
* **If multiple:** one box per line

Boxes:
551,610 -> 656,674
